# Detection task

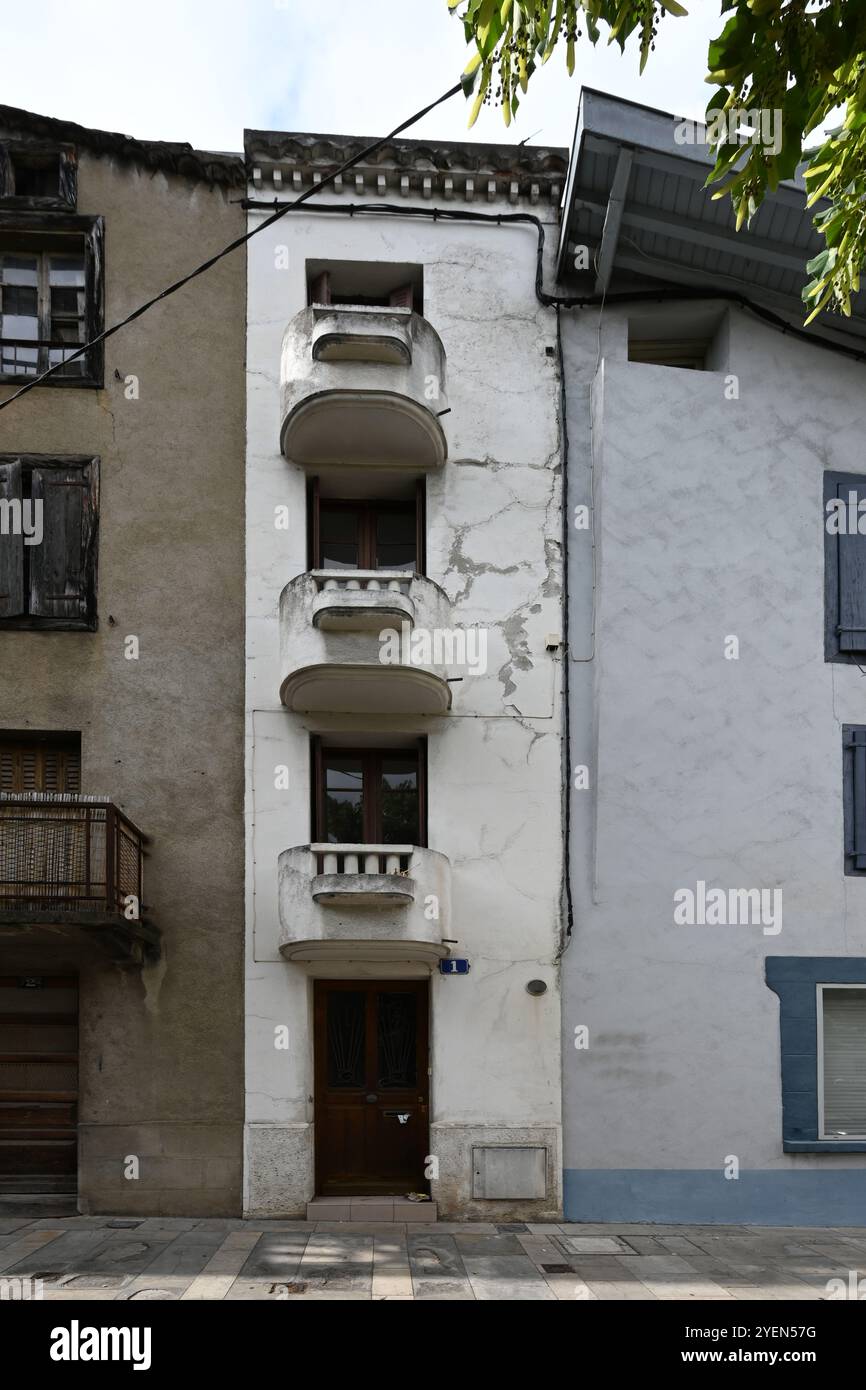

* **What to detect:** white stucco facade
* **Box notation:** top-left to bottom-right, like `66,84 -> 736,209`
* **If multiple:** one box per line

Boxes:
243,136 -> 566,1218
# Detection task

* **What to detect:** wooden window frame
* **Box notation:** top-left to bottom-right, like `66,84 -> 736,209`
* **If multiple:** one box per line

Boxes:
0,215 -> 104,387
311,739 -> 428,847
0,143 -> 78,211
308,480 -> 426,575
0,454 -> 99,631
627,338 -> 707,370
306,266 -> 421,314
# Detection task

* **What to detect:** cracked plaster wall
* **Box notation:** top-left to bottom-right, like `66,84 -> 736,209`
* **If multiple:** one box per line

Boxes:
245,196 -> 564,1216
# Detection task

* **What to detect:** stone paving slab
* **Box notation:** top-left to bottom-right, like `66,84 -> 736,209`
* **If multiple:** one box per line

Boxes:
1,1217 -> 864,1300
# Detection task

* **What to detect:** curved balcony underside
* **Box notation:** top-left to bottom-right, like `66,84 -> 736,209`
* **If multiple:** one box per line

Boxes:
280,662 -> 452,716
281,389 -> 447,470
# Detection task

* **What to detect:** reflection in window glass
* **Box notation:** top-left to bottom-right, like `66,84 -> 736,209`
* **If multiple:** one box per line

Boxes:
381,757 -> 419,844
0,256 -> 38,376
320,506 -> 359,570
0,246 -> 88,378
376,509 -> 416,572
325,757 -> 364,842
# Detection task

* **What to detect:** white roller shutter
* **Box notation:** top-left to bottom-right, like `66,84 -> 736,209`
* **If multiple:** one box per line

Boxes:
821,987 -> 866,1137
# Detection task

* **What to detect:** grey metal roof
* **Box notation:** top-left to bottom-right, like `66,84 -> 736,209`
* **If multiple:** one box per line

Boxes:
557,88 -> 866,348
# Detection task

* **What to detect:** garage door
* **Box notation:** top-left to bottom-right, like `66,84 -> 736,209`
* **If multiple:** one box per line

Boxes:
0,976 -> 78,1193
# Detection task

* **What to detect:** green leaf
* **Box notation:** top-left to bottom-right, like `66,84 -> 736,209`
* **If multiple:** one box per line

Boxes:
468,64 -> 490,126
461,61 -> 481,97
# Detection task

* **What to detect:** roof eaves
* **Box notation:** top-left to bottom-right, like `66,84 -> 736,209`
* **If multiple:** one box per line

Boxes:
0,105 -> 246,188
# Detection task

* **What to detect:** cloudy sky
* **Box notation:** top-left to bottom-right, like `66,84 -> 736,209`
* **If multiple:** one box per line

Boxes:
4,1 -> 724,152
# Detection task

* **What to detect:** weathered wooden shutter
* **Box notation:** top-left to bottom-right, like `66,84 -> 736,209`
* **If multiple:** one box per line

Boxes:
415,477 -> 426,576
42,744 -> 80,793
0,737 -> 80,792
308,476 -> 320,569
822,988 -> 866,1136
310,271 -> 331,305
388,284 -> 414,310
844,725 -> 866,872
58,147 -> 78,208
0,145 -> 13,197
311,735 -> 324,840
0,459 -> 24,617
835,478 -> 866,652
0,745 -> 15,791
29,462 -> 97,622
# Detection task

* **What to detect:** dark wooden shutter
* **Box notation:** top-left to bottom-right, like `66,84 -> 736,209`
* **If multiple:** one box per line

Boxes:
310,271 -> 331,306
0,459 -> 24,618
417,738 -> 428,848
0,145 -> 12,197
835,477 -> 866,652
29,462 -> 97,623
415,478 -> 426,576
311,735 -> 324,840
308,476 -> 320,569
58,147 -> 78,208
0,737 -> 80,793
389,284 -> 414,310
845,726 -> 866,872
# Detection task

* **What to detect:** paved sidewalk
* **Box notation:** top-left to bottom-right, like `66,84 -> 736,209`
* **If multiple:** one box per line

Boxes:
1,1216 -> 865,1300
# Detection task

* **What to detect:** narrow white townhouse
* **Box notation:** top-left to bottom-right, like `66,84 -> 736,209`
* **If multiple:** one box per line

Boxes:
242,128 -> 568,1220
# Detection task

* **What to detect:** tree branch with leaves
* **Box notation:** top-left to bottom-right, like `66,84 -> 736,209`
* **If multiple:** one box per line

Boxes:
450,0 -> 866,323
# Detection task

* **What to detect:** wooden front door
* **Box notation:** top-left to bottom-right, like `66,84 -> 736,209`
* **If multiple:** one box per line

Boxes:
314,980 -> 429,1196
0,976 -> 78,1192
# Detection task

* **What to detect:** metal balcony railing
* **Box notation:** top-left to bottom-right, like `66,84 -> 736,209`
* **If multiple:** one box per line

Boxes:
0,794 -> 144,917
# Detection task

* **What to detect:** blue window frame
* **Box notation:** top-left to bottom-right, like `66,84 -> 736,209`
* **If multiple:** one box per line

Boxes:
766,957 -> 866,1152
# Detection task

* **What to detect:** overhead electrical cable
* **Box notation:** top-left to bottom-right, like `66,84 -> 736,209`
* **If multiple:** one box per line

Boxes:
0,82 -> 463,411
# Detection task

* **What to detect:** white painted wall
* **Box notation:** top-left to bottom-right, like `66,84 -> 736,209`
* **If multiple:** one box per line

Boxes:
562,303 -> 866,1215
244,185 -> 564,1217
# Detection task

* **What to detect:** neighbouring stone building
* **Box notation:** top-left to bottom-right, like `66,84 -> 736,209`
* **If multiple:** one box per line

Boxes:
242,130 -> 568,1220
0,107 -> 247,1214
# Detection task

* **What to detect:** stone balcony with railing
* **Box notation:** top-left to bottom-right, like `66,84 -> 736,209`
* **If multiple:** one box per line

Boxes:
277,843 -> 451,964
280,305 -> 448,469
279,569 -> 454,715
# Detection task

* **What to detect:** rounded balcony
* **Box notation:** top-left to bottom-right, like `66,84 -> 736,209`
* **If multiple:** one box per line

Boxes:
279,570 -> 454,716
277,844 -> 451,964
280,305 -> 448,469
